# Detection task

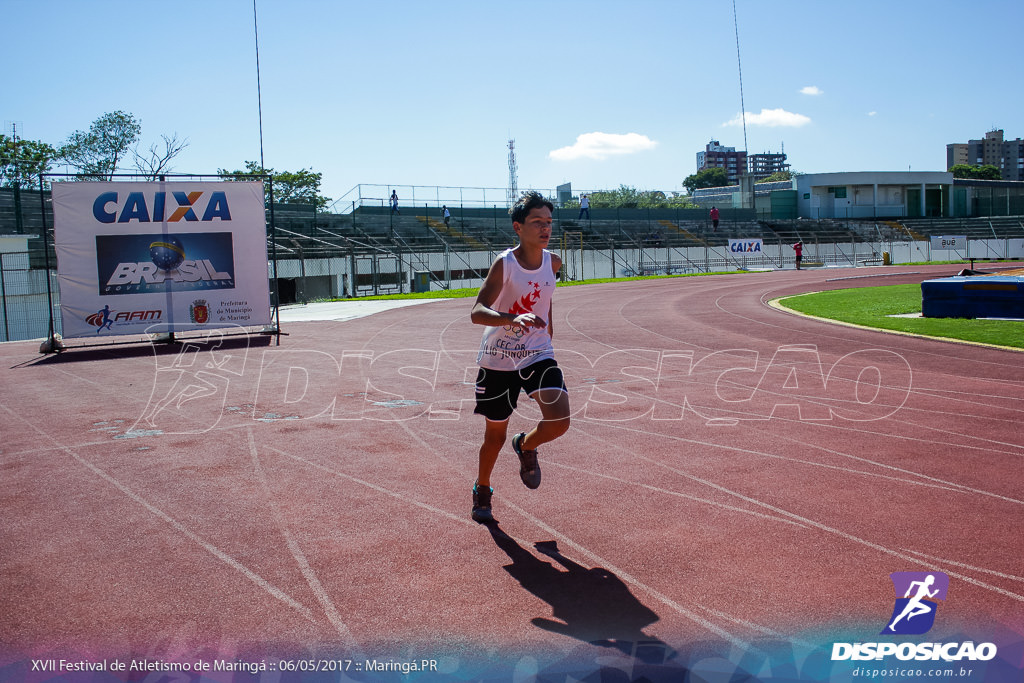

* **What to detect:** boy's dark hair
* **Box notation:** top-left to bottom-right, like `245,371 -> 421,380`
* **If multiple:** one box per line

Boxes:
509,191 -> 554,225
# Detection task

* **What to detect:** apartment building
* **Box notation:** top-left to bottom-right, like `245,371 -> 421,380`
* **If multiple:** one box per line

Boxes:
696,140 -> 747,184
947,129 -> 1024,181
696,140 -> 788,183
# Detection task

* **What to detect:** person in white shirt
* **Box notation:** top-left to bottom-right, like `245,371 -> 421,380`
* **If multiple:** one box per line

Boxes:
578,194 -> 590,220
469,191 -> 569,523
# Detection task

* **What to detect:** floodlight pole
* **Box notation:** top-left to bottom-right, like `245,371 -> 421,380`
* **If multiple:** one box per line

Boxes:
733,0 -> 749,174
254,0 -> 266,172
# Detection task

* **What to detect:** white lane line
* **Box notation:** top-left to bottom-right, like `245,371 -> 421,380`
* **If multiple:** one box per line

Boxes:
422,427 -> 808,529
546,392 -> 1024,506
902,550 -> 1024,583
0,405 -> 319,625
576,419 -> 1024,604
263,445 -> 476,529
246,429 -> 358,648
391,422 -> 755,649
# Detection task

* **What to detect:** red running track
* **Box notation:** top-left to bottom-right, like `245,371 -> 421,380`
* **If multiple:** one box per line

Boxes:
1,264 -> 1021,680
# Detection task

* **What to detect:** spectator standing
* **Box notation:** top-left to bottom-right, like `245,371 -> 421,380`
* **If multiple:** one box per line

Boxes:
391,190 -> 400,214
710,206 -> 720,231
578,194 -> 590,220
793,241 -> 803,270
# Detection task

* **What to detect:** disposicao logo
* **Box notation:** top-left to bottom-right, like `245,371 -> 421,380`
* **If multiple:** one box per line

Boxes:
882,571 -> 948,635
831,571 -> 998,663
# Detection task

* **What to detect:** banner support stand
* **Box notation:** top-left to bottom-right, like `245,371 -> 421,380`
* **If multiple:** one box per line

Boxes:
265,176 -> 282,345
38,172 -> 63,353
158,175 -> 177,347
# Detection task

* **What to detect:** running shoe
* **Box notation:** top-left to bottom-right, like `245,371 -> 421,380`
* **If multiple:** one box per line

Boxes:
472,482 -> 494,523
512,432 -> 541,489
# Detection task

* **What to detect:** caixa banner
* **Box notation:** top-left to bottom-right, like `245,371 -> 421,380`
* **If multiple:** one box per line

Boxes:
728,238 -> 764,254
52,181 -> 271,339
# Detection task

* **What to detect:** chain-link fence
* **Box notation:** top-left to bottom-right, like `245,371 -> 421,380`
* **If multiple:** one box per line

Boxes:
0,251 -> 60,342
272,248 -> 498,302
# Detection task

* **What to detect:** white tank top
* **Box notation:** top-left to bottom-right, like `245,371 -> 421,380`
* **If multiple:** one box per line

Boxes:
477,248 -> 556,371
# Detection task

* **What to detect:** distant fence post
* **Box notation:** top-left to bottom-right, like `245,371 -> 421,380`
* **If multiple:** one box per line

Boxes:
0,252 -> 8,341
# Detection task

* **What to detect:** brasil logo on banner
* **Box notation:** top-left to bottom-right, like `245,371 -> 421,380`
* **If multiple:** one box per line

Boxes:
95,233 -> 236,296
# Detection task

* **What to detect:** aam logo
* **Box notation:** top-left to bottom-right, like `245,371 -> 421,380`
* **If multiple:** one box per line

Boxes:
85,305 -> 162,333
881,572 -> 949,635
93,191 -> 232,224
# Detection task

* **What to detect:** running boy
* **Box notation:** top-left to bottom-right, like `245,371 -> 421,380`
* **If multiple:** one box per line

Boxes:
469,191 -> 570,523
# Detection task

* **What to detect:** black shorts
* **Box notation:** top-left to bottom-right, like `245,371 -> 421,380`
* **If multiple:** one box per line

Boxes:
474,358 -> 567,422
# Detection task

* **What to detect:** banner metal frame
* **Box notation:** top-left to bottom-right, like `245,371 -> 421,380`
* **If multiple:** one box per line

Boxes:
37,172 -> 281,353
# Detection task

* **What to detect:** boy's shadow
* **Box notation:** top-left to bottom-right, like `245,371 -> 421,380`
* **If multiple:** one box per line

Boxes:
487,524 -> 674,663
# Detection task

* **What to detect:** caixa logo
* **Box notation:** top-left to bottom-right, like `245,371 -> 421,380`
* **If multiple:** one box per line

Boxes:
93,191 -> 232,224
729,240 -> 762,253
85,305 -> 162,333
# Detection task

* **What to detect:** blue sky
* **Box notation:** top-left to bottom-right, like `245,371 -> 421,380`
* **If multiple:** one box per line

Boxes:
6,0 -> 1023,208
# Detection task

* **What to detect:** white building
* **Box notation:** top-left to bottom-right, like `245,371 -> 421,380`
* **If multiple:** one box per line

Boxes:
795,171 -> 954,219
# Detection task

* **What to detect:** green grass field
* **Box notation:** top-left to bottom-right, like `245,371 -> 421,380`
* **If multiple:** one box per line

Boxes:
778,283 -> 1024,350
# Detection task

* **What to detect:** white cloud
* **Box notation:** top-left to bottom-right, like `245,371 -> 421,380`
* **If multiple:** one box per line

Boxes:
800,86 -> 823,95
868,111 -> 877,117
548,132 -> 657,161
723,108 -> 811,128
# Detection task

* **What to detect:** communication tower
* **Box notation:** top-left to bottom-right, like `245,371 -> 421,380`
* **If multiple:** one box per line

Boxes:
507,139 -> 518,207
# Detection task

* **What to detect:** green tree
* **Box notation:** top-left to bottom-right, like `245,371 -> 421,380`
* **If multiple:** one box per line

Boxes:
682,167 -> 730,194
59,110 -> 142,180
589,185 -> 643,208
218,161 -> 332,211
583,185 -> 694,209
950,164 -> 1002,180
756,170 -> 794,184
666,192 -> 698,208
0,135 -> 57,188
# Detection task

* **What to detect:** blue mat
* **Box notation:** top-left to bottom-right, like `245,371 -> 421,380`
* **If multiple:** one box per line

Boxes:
921,275 -> 1024,319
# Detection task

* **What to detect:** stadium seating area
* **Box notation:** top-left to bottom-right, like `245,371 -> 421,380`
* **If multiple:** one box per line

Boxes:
269,208 -> 1024,259
3,188 -> 1023,265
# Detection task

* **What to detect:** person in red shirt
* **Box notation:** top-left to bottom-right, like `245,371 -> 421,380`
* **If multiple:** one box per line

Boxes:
793,242 -> 803,270
709,206 -> 720,231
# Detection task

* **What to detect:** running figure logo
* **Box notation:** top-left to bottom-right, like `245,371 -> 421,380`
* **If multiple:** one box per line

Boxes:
86,304 -> 114,333
882,572 -> 949,635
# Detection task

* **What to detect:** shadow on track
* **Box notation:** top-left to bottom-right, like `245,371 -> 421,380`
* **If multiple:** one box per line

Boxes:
487,523 -> 674,664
